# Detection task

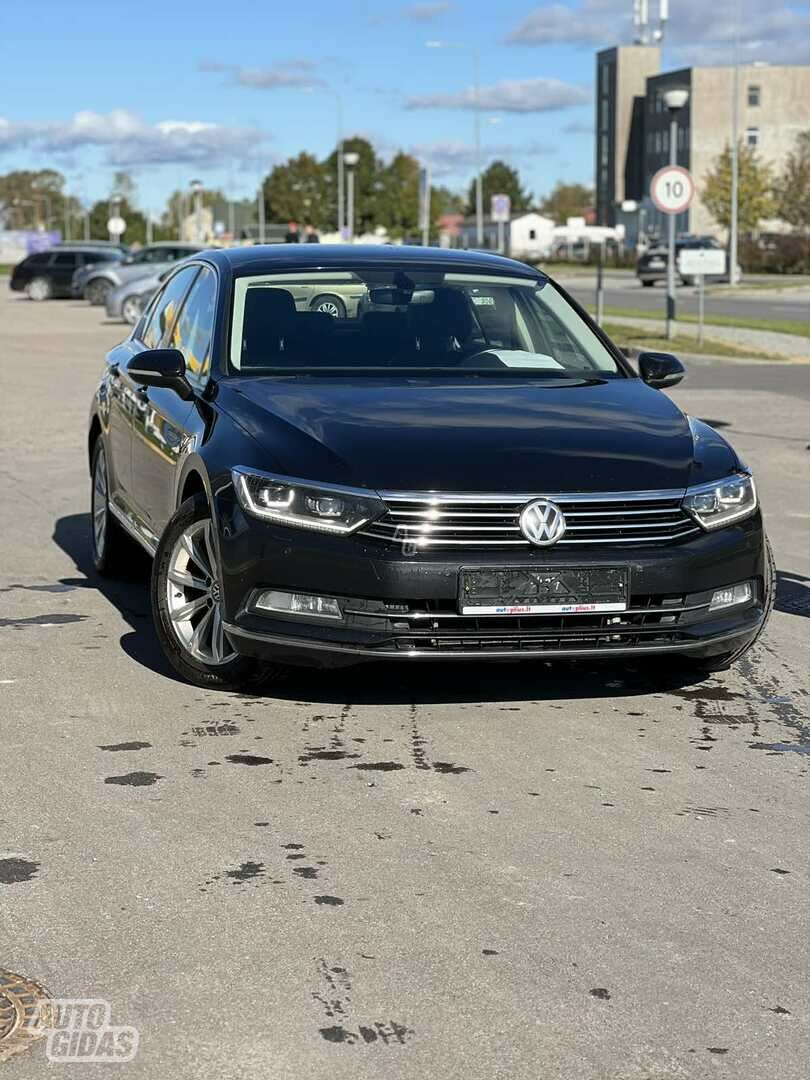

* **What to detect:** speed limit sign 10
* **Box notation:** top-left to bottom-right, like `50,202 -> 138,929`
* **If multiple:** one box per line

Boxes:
650,166 -> 695,215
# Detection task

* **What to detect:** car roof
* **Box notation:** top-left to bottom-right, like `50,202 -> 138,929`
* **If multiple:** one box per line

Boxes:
32,245 -> 120,255
145,242 -> 202,249
198,243 -> 545,280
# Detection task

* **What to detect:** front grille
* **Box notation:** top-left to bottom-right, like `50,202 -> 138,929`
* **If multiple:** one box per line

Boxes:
342,592 -> 696,654
360,491 -> 700,549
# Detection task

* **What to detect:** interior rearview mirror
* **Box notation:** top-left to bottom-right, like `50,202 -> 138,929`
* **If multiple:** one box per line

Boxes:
368,286 -> 413,306
637,351 -> 686,390
127,349 -> 193,400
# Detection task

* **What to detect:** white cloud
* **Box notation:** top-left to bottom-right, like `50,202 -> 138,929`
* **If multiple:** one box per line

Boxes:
413,138 -> 552,176
406,76 -> 589,113
402,1 -> 455,20
506,3 -> 617,46
562,119 -> 594,135
0,110 -> 269,167
505,0 -> 810,62
200,58 -> 324,90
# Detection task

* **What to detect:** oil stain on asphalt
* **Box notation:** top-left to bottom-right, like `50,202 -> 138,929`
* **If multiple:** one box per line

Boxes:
104,772 -> 163,787
0,859 -> 39,885
98,741 -> 152,752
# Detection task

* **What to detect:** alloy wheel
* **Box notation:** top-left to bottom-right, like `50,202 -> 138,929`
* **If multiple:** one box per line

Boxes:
27,278 -> 50,301
92,447 -> 108,558
316,300 -> 341,317
122,296 -> 142,325
165,520 -> 237,666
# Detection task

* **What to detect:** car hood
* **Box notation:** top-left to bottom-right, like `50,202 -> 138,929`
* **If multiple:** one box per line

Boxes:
113,273 -> 161,299
218,376 -> 733,493
111,261 -> 172,285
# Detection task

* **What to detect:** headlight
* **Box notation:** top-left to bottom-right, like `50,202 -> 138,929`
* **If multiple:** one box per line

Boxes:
682,472 -> 757,530
232,468 -> 385,535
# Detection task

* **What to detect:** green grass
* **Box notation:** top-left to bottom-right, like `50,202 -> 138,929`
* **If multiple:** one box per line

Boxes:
596,305 -> 809,339
535,263 -> 635,278
601,321 -> 782,361
0,264 -> 13,276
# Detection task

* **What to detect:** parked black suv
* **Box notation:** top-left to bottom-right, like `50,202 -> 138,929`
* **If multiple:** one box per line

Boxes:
88,245 -> 773,689
9,246 -> 124,300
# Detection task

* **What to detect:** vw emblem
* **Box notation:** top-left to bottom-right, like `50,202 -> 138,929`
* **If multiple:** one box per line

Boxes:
519,499 -> 567,547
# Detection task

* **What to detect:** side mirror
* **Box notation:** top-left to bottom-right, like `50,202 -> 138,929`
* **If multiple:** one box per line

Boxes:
127,349 -> 194,400
638,351 -> 685,389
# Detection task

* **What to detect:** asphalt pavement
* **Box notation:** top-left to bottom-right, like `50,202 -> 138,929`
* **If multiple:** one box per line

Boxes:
2,292 -> 809,1079
561,271 -> 810,325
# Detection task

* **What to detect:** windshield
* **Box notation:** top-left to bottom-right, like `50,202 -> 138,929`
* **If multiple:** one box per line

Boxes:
229,268 -> 624,378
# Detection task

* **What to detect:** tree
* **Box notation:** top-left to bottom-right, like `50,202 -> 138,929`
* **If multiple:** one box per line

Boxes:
432,185 -> 465,218
702,142 -> 776,235
112,171 -> 137,203
540,182 -> 593,225
467,160 -> 531,217
776,130 -> 810,233
321,136 -> 382,235
88,197 -> 148,245
162,187 -> 227,231
376,151 -> 420,239
262,153 -> 330,229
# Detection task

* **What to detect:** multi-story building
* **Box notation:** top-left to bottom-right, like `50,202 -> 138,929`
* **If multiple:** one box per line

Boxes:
596,48 -> 810,241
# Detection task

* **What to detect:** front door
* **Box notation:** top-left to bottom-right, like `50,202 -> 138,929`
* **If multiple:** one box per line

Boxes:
125,264 -> 201,526
134,265 -> 217,533
49,252 -> 80,295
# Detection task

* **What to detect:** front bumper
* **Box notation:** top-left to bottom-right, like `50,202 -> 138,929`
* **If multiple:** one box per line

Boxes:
105,291 -> 125,318
215,491 -> 768,668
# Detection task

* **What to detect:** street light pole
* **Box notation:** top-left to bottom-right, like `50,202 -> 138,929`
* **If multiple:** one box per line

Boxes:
190,179 -> 204,244
729,0 -> 741,286
663,88 -> 688,340
426,40 -> 484,246
257,174 -> 266,244
473,47 -> 483,247
343,152 -> 359,242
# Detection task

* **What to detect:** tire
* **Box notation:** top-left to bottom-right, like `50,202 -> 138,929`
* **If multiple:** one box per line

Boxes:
685,537 -> 776,673
85,278 -> 112,306
151,495 -> 283,690
122,295 -> 143,325
641,280 -> 655,288
90,439 -> 140,576
27,277 -> 52,301
310,293 -> 346,318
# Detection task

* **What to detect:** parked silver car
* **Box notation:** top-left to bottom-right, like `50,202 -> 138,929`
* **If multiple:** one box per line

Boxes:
105,270 -> 167,324
74,243 -> 203,305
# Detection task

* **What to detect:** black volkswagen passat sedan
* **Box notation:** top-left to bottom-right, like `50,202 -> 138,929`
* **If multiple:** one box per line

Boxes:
87,245 -> 773,688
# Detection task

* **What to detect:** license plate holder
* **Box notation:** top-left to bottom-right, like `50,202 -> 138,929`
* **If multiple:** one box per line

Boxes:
459,566 -> 629,615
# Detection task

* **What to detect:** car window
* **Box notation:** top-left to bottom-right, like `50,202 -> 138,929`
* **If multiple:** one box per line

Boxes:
53,253 -> 79,267
229,269 -> 623,378
168,266 -> 216,390
140,266 -> 200,350
24,253 -> 51,267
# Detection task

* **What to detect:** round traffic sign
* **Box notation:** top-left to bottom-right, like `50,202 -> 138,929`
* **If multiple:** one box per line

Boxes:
107,215 -> 127,236
650,166 -> 694,215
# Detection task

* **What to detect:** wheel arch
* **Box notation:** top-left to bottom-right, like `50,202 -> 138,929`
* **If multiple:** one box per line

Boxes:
176,456 -> 216,510
88,414 -> 103,472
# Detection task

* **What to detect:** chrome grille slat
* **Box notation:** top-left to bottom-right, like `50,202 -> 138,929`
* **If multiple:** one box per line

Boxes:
361,489 -> 699,549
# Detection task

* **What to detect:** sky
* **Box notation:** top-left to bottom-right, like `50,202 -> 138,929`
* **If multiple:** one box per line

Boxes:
1,0 -> 808,214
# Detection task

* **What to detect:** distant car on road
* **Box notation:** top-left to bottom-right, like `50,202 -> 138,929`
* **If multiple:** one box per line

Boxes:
75,243 -> 203,306
636,236 -> 732,287
9,246 -> 125,301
